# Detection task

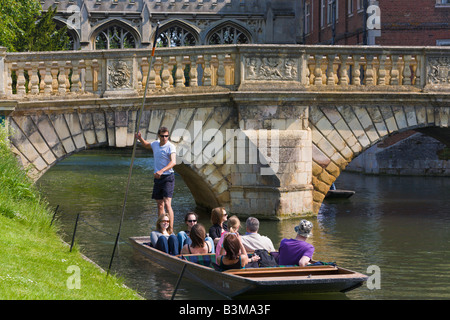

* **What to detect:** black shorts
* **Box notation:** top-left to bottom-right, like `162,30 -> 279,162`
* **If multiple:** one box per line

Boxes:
152,173 -> 175,200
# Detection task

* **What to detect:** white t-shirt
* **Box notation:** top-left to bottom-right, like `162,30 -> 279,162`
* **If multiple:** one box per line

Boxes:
151,141 -> 176,174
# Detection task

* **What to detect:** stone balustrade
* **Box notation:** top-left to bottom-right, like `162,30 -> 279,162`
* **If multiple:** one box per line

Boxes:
1,45 -> 449,99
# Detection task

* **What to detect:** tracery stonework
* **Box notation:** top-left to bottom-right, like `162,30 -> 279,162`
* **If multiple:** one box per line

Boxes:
427,57 -> 450,85
107,59 -> 133,90
244,57 -> 299,81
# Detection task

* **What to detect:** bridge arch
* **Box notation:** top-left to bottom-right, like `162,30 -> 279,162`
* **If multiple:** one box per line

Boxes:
309,104 -> 450,213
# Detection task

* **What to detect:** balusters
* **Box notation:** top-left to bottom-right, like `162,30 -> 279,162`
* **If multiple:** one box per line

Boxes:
377,55 -> 387,85
364,55 -> 375,85
203,54 -> 212,86
174,56 -> 185,88
413,56 -> 421,87
71,60 -> 81,93
28,62 -> 40,95
16,63 -> 27,96
326,54 -> 336,86
352,55 -> 362,86
313,54 -> 323,86
390,55 -> 400,85
189,55 -> 199,87
3,47 -> 428,98
51,62 -> 59,93
57,61 -> 67,94
338,54 -> 349,86
402,55 -> 412,85
161,56 -> 171,89
217,53 -> 226,86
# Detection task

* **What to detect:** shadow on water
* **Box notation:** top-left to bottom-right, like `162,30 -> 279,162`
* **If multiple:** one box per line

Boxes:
37,148 -> 450,300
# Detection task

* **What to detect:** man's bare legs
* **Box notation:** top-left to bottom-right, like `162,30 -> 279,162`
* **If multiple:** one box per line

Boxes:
156,198 -> 174,230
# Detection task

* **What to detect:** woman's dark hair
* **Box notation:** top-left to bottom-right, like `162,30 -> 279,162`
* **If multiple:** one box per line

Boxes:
223,234 -> 240,260
190,224 -> 206,248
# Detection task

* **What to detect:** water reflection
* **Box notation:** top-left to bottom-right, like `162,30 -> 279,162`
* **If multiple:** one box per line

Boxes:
37,148 -> 450,300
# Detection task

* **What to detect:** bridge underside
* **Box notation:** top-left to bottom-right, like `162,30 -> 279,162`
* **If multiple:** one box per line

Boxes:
5,92 -> 450,219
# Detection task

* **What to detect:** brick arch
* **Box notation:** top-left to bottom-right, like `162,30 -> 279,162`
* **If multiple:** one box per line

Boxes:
310,104 -> 450,213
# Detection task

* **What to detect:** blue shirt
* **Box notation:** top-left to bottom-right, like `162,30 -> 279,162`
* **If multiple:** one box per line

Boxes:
151,141 -> 176,175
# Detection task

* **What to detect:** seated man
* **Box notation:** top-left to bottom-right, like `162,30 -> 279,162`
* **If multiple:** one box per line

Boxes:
240,217 -> 275,252
278,219 -> 314,267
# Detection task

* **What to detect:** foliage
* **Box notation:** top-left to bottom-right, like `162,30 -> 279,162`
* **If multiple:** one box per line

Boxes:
0,0 -> 69,52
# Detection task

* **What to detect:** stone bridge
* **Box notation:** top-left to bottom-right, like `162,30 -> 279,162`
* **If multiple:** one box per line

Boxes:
1,45 -> 449,219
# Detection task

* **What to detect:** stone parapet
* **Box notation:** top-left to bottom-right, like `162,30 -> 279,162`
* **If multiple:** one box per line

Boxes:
2,45 -> 449,101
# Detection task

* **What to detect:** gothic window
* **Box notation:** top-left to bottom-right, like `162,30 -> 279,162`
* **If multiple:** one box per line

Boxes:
157,26 -> 197,47
95,25 -> 136,50
208,25 -> 250,45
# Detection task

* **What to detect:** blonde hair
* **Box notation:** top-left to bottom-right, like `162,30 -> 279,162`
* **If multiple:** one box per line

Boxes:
210,207 -> 226,225
156,213 -> 172,234
227,215 -> 240,233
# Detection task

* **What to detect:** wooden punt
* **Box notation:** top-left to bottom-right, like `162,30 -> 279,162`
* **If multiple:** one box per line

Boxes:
129,236 -> 368,299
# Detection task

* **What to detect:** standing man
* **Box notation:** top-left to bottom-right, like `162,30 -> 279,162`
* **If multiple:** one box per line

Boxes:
136,127 -> 176,230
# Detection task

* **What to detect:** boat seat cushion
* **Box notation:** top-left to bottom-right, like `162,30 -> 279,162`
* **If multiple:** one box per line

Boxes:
180,254 -> 216,268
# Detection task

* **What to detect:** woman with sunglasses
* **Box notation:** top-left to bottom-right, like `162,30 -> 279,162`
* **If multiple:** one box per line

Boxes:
178,212 -> 215,252
150,213 -> 179,255
208,207 -> 228,243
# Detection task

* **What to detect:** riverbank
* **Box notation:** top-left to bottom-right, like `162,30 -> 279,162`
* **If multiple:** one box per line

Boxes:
0,124 -> 142,300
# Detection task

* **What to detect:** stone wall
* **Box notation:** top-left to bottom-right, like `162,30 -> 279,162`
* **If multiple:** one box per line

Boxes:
347,132 -> 450,176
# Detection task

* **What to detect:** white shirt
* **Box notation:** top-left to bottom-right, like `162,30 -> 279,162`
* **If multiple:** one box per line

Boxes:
241,233 -> 275,252
151,140 -> 176,174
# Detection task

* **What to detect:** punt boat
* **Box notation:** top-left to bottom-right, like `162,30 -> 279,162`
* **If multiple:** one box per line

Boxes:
325,189 -> 355,199
129,236 -> 368,299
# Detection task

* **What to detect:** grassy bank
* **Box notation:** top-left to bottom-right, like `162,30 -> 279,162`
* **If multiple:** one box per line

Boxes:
0,123 -> 142,299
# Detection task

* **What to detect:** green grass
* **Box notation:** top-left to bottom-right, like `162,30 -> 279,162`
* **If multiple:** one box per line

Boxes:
0,122 -> 142,300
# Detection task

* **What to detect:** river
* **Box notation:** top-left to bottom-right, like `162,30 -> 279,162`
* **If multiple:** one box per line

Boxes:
36,148 -> 450,300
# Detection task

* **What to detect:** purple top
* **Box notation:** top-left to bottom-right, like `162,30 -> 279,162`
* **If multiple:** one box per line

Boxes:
278,238 -> 315,265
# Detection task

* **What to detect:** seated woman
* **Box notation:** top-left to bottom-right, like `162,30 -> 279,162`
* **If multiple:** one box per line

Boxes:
150,213 -> 179,255
219,233 -> 260,271
208,207 -> 228,243
181,224 -> 213,254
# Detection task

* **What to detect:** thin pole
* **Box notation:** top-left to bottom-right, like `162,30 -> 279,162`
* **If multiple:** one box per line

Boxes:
107,22 -> 160,276
171,264 -> 187,300
50,205 -> 59,226
70,213 -> 80,252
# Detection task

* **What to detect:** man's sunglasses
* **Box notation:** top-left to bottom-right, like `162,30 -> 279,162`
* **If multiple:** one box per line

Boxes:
160,134 -> 169,137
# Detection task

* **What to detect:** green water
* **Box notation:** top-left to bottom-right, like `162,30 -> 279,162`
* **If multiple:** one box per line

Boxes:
37,148 -> 450,300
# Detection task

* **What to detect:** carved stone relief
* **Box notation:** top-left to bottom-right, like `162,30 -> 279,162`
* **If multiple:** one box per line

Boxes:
107,59 -> 133,90
244,56 -> 298,81
427,56 -> 450,85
